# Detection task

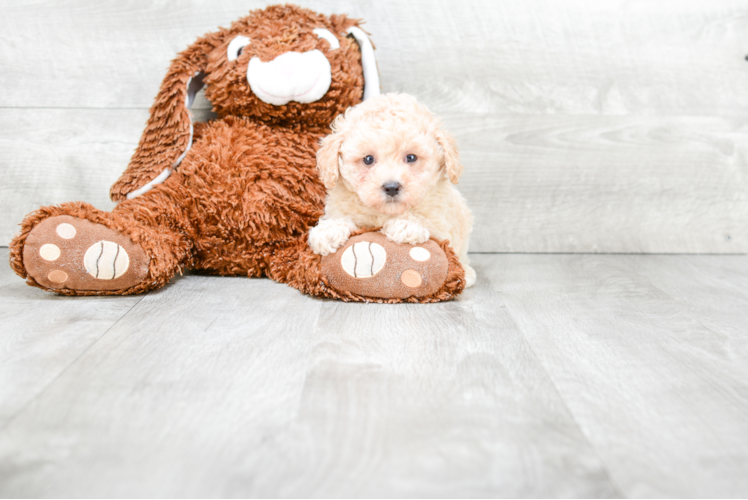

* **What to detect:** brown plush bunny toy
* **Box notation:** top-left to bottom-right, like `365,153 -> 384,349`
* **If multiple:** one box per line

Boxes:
9,4 -> 465,303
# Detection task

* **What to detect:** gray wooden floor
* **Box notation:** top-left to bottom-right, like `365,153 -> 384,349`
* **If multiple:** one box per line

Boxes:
1,248 -> 747,498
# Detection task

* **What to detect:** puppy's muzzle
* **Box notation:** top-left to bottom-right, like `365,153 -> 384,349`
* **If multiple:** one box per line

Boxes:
382,182 -> 402,197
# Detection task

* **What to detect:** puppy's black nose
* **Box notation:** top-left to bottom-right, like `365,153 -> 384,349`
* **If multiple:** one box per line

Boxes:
382,182 -> 401,197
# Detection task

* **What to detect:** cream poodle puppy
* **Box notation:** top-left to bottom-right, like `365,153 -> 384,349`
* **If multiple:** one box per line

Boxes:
308,93 -> 476,288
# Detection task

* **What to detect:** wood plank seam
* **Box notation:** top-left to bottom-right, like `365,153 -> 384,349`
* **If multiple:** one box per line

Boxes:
488,276 -> 627,499
0,293 -> 146,434
476,268 -> 627,499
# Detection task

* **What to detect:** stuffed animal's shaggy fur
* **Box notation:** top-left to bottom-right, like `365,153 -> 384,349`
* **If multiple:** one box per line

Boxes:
9,5 -> 466,302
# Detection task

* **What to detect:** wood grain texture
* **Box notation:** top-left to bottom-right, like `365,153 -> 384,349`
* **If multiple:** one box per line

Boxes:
448,113 -> 748,253
2,109 -> 746,252
0,249 -> 142,430
0,108 -> 212,247
1,0 -> 747,252
0,265 -> 618,498
0,109 -> 145,245
479,253 -> 748,497
2,253 -> 748,496
2,0 -> 748,115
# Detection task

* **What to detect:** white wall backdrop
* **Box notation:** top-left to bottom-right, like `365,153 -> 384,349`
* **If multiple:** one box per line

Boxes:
1,0 -> 747,252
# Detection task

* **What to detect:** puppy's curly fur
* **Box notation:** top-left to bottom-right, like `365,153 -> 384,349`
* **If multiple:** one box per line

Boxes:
309,93 -> 476,287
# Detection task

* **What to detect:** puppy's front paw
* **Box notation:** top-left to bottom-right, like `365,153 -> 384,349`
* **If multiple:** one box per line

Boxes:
308,219 -> 353,256
382,218 -> 430,245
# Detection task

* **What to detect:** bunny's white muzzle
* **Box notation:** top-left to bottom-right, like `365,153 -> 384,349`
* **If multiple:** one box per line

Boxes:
247,50 -> 332,106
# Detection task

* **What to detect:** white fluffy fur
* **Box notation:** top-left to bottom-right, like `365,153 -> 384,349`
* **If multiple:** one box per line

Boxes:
309,93 -> 476,288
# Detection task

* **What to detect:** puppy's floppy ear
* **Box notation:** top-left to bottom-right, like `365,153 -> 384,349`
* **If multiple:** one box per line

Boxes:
316,131 -> 345,189
110,35 -> 218,201
436,130 -> 464,184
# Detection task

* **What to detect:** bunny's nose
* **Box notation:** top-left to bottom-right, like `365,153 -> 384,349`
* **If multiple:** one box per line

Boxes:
382,182 -> 401,197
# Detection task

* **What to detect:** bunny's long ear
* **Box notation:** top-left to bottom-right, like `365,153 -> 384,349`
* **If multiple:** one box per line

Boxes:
110,37 -> 215,201
346,27 -> 380,101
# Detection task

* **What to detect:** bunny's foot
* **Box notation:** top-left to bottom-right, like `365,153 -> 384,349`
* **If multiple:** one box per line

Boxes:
14,214 -> 150,294
320,231 -> 465,302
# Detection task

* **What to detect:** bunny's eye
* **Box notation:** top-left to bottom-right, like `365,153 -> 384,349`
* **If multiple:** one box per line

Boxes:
363,155 -> 375,165
227,35 -> 251,61
313,28 -> 340,50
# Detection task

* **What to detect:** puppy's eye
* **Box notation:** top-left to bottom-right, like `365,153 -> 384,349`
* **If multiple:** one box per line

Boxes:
406,154 -> 417,163
363,155 -> 375,165
313,28 -> 340,50
227,35 -> 251,62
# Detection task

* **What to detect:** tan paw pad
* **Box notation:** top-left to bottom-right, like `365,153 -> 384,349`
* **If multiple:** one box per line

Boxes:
401,269 -> 422,288
47,270 -> 68,283
409,247 -> 430,261
39,243 -> 60,261
55,223 -> 76,239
